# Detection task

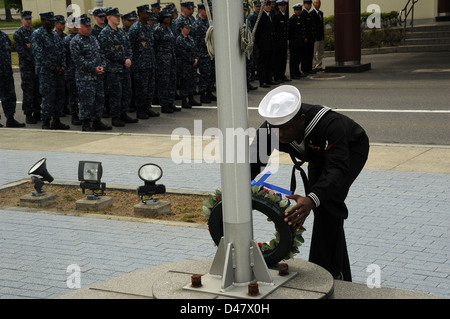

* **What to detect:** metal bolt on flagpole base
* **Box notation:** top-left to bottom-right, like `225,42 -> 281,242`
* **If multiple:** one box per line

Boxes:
183,238 -> 297,299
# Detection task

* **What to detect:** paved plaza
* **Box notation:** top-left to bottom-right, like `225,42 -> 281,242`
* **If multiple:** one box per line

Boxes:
0,133 -> 449,298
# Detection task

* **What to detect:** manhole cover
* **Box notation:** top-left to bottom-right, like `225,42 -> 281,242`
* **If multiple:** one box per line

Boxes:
309,74 -> 346,80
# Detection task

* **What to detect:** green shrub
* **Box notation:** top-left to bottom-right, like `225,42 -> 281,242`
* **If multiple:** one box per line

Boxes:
32,18 -> 41,29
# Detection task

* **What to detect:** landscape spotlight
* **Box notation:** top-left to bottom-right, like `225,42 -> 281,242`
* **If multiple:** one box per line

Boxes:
78,161 -> 106,200
137,163 -> 166,204
28,158 -> 54,196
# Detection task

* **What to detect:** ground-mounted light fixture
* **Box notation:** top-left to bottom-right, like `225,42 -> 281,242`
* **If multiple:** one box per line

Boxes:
137,163 -> 166,204
78,161 -> 106,200
28,158 -> 54,196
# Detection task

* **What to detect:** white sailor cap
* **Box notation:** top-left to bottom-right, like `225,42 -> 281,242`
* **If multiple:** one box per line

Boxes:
258,85 -> 302,126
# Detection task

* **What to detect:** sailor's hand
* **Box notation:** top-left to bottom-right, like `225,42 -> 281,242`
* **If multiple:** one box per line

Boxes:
284,194 -> 314,231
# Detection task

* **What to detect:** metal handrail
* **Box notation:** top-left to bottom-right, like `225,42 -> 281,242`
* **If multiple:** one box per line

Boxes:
399,0 -> 419,44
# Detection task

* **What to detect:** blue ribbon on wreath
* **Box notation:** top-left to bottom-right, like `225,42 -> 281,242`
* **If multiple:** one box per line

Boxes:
251,171 -> 293,196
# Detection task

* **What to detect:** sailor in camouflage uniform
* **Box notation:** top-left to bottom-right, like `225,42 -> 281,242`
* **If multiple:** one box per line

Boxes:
192,3 -> 216,104
153,9 -> 179,113
0,30 -> 25,128
174,2 -> 196,35
91,8 -> 107,39
128,5 -> 160,119
98,8 -> 138,127
31,12 -> 69,130
13,11 -> 41,124
70,14 -> 111,132
63,19 -> 81,126
175,22 -> 201,109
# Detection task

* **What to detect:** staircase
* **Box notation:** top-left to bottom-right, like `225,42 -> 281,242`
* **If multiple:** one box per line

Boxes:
397,23 -> 450,52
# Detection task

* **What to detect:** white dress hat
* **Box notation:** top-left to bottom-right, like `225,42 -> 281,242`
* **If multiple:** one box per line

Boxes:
258,85 -> 302,126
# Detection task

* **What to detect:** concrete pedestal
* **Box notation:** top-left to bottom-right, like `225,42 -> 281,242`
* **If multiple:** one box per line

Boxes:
134,201 -> 171,217
59,258 -> 439,299
76,196 -> 113,211
20,193 -> 57,208
60,259 -> 334,299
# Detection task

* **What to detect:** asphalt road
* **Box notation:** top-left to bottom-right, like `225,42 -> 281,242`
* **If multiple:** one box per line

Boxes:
3,51 -> 450,146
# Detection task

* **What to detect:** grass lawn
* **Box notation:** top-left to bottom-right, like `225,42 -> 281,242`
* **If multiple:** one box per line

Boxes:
0,19 -> 21,28
11,51 -> 18,67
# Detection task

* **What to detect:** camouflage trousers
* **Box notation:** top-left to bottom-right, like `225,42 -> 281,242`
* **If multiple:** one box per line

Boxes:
38,71 -> 65,120
197,56 -> 215,94
65,77 -> 79,116
132,69 -> 155,111
155,53 -> 176,107
0,72 -> 17,118
177,62 -> 197,98
77,78 -> 104,122
20,69 -> 41,116
105,71 -> 132,119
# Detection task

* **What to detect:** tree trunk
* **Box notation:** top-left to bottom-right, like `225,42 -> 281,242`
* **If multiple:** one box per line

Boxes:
4,3 -> 13,22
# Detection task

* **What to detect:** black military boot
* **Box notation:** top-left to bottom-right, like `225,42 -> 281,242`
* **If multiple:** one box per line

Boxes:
112,117 -> 125,127
170,104 -> 181,112
206,91 -> 217,101
136,108 -> 149,119
42,119 -> 51,130
82,120 -> 95,132
200,92 -> 211,104
181,97 -> 192,109
188,95 -> 202,107
26,114 -> 37,124
6,116 -> 25,128
51,118 -> 70,130
121,113 -> 139,123
92,120 -> 112,131
161,105 -> 174,114
145,107 -> 160,117
71,114 -> 82,125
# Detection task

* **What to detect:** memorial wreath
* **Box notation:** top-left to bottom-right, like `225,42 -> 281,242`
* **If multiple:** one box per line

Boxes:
203,185 -> 306,266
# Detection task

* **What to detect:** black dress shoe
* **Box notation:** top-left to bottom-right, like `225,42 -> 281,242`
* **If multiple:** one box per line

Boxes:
282,76 -> 292,82
247,83 -> 257,90
268,81 -> 280,85
260,83 -> 270,88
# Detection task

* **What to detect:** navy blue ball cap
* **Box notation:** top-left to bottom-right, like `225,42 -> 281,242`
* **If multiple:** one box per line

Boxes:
137,4 -> 151,13
21,11 -> 32,19
92,8 -> 106,17
54,15 -> 66,24
40,12 -> 57,21
105,7 -> 122,17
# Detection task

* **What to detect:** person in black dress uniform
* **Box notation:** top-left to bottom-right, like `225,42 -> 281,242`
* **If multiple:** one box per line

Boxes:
254,1 -> 277,88
299,0 -> 316,75
250,85 -> 370,281
288,4 -> 304,79
273,0 -> 291,83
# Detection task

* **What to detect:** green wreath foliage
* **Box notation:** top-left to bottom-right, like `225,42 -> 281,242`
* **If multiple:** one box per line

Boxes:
203,186 -> 306,261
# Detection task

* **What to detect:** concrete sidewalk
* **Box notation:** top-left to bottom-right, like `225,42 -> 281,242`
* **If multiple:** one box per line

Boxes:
0,129 -> 449,299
